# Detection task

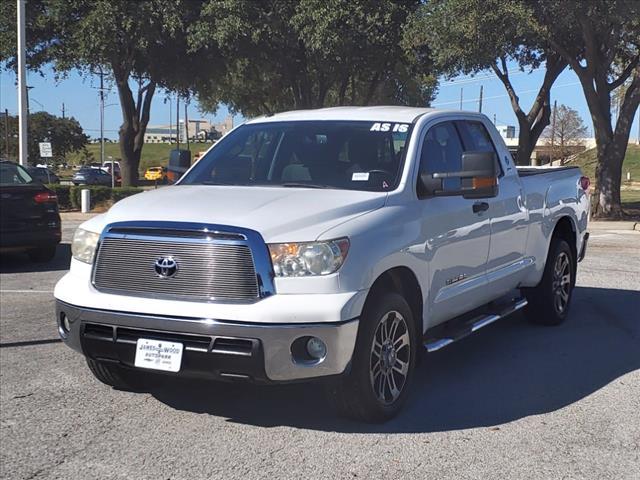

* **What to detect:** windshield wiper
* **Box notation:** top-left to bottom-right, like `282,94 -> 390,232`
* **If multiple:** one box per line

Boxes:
280,182 -> 331,189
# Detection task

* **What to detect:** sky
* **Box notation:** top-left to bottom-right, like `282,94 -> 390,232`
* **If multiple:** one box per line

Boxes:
1,63 -> 639,143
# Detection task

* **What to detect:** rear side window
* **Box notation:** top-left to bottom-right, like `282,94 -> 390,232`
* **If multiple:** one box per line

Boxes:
456,120 -> 503,176
418,122 -> 464,191
0,162 -> 33,185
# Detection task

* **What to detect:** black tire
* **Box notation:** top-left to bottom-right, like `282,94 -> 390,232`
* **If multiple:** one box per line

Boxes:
85,358 -> 147,391
523,238 -> 575,326
27,245 -> 57,263
326,292 -> 417,422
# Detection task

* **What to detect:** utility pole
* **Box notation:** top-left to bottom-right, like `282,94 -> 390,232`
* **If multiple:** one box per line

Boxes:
99,68 -> 105,167
17,0 -> 28,166
168,94 -> 172,144
185,99 -> 190,153
478,85 -> 483,113
61,103 -> 65,119
176,95 -> 180,149
493,113 -> 496,125
459,88 -> 463,110
4,109 -> 9,160
551,100 -> 557,164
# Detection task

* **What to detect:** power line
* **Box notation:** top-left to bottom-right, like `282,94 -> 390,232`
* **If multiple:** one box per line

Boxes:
438,64 -> 543,88
432,81 -> 582,107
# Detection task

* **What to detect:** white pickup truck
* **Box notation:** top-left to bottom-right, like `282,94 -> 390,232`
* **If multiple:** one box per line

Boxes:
55,107 -> 590,422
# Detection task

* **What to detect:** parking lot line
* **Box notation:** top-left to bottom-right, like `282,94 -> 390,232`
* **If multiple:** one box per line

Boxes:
0,290 -> 54,294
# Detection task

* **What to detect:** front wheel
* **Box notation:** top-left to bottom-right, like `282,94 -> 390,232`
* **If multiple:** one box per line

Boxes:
326,292 -> 417,422
522,238 -> 575,326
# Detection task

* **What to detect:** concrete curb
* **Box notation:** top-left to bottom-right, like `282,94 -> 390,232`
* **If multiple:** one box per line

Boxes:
589,221 -> 639,231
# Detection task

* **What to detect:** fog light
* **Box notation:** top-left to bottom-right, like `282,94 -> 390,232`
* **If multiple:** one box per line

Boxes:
60,313 -> 70,333
306,337 -> 327,360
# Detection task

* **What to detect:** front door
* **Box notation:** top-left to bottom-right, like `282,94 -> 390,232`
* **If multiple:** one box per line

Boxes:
417,121 -> 492,326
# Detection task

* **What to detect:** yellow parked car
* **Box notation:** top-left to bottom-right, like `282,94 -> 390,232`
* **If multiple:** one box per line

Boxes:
144,166 -> 168,183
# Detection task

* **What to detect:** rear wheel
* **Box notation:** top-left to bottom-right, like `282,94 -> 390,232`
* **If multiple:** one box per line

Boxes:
27,245 -> 56,263
326,292 -> 417,422
85,358 -> 148,391
523,238 -> 575,326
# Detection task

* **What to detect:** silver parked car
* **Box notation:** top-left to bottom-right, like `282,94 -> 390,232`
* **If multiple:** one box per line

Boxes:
72,167 -> 113,186
27,166 -> 60,184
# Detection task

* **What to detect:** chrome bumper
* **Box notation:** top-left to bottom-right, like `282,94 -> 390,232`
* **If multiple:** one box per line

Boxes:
56,300 -> 359,382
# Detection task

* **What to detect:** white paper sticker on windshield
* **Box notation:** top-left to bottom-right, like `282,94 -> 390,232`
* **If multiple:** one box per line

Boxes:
352,172 -> 370,181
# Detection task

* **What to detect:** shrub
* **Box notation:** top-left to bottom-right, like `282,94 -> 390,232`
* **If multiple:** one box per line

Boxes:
63,185 -> 143,210
111,186 -> 144,203
69,185 -> 111,210
45,184 -> 72,209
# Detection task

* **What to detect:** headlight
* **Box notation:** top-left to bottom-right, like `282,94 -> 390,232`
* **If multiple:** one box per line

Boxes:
268,238 -> 349,277
71,228 -> 100,264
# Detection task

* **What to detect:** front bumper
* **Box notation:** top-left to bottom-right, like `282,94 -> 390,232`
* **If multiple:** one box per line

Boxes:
56,300 -> 359,383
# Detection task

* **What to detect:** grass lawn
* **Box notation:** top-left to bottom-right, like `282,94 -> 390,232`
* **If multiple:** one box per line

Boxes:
568,144 -> 640,182
67,142 -> 215,174
569,144 -> 640,218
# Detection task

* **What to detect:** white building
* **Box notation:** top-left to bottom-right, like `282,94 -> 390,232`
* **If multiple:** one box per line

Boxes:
144,115 -> 234,144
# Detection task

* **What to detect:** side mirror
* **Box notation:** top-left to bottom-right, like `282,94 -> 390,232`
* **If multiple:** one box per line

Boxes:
418,151 -> 498,199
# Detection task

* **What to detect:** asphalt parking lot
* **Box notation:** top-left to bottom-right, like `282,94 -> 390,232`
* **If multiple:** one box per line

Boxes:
1,217 -> 639,480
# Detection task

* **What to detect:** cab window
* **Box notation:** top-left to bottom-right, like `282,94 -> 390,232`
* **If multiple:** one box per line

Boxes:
418,122 -> 464,191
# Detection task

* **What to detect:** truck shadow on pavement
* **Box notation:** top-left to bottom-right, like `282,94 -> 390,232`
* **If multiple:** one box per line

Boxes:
0,244 -> 71,273
150,286 -> 640,433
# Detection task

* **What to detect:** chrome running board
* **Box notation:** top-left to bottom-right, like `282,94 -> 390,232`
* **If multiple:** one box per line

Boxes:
424,297 -> 528,352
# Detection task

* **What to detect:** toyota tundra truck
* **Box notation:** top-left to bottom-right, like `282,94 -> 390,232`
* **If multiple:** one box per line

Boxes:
55,107 -> 590,422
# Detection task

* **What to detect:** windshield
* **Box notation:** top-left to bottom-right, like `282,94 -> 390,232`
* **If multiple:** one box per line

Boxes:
0,162 -> 34,185
180,121 -> 412,192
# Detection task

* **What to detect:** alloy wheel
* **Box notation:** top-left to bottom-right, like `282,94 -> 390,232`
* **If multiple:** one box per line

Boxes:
369,310 -> 411,405
552,251 -> 571,314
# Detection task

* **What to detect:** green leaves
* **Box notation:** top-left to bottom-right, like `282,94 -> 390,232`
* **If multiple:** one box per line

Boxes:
191,0 -> 435,116
0,112 -> 88,164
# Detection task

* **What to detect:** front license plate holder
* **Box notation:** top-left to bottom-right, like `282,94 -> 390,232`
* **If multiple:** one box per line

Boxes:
134,338 -> 183,373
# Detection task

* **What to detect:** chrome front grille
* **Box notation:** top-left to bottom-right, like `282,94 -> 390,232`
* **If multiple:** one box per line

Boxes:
92,223 -> 269,302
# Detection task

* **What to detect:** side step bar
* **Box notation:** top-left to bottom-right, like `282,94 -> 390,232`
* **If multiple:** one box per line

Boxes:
424,297 -> 528,352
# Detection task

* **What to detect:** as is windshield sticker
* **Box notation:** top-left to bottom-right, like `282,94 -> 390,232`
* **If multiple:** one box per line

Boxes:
370,122 -> 409,133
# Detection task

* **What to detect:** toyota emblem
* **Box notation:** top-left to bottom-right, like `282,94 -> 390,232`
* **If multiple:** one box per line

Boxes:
154,256 -> 178,278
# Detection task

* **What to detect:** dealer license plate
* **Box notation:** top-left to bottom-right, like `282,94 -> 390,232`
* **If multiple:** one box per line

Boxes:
134,338 -> 183,372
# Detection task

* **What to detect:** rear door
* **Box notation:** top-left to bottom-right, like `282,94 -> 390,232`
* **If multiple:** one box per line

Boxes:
456,120 -> 529,294
417,121 -> 492,325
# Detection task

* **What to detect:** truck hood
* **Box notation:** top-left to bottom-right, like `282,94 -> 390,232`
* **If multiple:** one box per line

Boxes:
96,185 -> 386,242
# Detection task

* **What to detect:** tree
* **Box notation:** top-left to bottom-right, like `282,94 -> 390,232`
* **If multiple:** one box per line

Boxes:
190,0 -> 437,117
543,104 -> 589,164
0,112 -> 88,165
0,0 -> 208,185
405,0 -> 567,166
533,1 -> 640,218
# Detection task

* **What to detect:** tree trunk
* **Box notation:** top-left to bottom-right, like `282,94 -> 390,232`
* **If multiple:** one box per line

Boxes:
491,55 -> 566,166
113,65 -> 156,186
593,138 -> 624,218
515,121 -> 534,166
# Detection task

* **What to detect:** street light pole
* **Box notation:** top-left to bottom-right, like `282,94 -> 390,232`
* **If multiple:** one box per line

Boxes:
3,109 -> 9,160
17,0 -> 28,166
